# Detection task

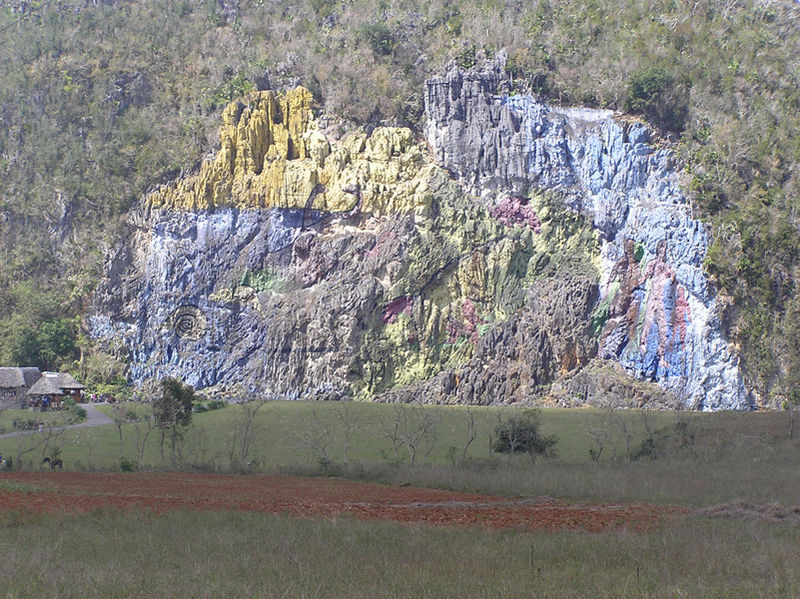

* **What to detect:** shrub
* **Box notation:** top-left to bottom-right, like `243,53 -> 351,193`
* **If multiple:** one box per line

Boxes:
12,418 -> 38,431
360,22 -> 398,56
209,72 -> 254,109
492,409 -> 558,463
207,400 -> 226,411
455,45 -> 478,69
631,437 -> 657,461
155,378 -> 195,429
625,66 -> 689,134
70,405 -> 87,420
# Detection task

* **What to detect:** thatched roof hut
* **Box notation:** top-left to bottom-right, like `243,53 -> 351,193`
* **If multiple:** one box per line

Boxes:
52,372 -> 85,392
0,367 -> 26,390
20,368 -> 43,388
25,372 -> 86,407
0,367 -> 42,404
26,374 -> 65,397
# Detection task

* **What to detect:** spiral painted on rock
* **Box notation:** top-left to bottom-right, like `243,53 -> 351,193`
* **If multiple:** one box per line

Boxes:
171,306 -> 207,340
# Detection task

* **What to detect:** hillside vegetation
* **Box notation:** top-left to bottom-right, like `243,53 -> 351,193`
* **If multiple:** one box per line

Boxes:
1,0 -> 799,403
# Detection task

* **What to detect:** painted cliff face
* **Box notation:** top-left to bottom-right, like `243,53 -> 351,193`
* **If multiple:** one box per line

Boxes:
425,62 -> 750,409
92,87 -> 599,401
92,64 -> 750,409
597,239 -> 694,384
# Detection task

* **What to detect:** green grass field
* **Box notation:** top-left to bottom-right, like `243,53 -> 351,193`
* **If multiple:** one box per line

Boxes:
2,401 -> 799,506
3,402 -> 800,597
0,408 -> 79,434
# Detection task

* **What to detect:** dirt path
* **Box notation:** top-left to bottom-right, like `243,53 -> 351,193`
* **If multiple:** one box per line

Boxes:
0,472 -> 682,532
0,403 -> 114,440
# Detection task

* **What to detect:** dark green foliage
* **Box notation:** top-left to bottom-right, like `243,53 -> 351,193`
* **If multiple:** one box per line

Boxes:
492,409 -> 558,462
192,399 -> 224,413
208,72 -> 255,110
360,22 -> 398,56
455,44 -> 478,69
10,318 -> 78,371
154,378 -> 195,434
690,174 -> 727,215
625,66 -> 689,134
704,203 -> 800,392
631,436 -> 657,461
9,328 -> 41,369
69,405 -> 87,420
12,419 -> 38,431
153,376 -> 196,461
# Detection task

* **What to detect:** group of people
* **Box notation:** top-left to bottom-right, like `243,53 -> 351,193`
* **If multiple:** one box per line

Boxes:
27,396 -> 61,412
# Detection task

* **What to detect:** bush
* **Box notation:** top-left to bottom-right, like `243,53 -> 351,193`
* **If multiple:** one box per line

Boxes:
360,22 -> 398,56
208,72 -> 254,109
12,418 -> 38,431
70,405 -> 87,420
625,66 -> 689,134
631,437 -> 657,461
207,400 -> 226,411
492,409 -> 558,463
120,457 -> 136,472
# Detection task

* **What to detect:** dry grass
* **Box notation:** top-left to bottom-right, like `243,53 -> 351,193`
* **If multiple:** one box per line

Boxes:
0,509 -> 798,598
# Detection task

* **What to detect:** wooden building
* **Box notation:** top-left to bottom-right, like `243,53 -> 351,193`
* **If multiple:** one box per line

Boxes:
25,372 -> 86,410
53,372 -> 86,402
1,368 -> 86,410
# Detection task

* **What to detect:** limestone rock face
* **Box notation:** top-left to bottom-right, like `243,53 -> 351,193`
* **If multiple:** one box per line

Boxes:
91,75 -> 752,409
425,61 -> 750,409
92,156 -> 598,399
92,84 -> 596,398
376,274 -> 599,405
148,88 -> 435,217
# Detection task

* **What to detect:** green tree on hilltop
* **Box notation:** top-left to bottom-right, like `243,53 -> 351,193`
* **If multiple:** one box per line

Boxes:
625,66 -> 689,135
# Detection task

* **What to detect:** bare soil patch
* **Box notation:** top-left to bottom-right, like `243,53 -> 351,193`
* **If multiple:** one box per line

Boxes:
0,472 -> 679,532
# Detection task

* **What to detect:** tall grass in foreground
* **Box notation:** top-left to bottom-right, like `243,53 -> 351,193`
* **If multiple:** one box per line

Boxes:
0,509 -> 798,598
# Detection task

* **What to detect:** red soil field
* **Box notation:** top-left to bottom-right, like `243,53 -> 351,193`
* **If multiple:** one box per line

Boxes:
0,472 -> 679,532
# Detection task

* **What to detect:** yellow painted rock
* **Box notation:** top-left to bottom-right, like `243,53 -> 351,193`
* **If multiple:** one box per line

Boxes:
148,88 -> 433,217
